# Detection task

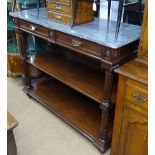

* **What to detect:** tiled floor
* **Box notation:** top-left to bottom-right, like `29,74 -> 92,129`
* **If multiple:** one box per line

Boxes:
7,77 -> 110,155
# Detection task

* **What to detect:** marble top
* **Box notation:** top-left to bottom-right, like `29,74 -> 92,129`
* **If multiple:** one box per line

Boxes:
9,8 -> 141,49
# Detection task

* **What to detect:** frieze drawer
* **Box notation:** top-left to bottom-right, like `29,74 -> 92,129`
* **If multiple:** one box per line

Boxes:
125,79 -> 148,111
19,20 -> 50,39
47,1 -> 72,14
48,11 -> 72,25
56,31 -> 103,59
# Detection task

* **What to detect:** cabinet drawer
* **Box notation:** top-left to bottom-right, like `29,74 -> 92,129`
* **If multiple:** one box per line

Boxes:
48,11 -> 72,24
125,79 -> 148,110
19,20 -> 50,39
47,2 -> 72,14
56,32 -> 103,59
47,0 -> 71,5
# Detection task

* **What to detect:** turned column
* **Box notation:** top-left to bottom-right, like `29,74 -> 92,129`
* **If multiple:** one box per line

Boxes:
100,70 -> 113,139
94,69 -> 115,153
100,70 -> 114,140
16,29 -> 31,91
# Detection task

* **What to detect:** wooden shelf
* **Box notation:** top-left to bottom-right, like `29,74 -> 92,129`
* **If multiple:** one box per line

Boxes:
26,52 -> 116,103
29,77 -> 101,139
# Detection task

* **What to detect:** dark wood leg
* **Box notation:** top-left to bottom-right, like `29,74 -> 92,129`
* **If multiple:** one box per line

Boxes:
94,70 -> 114,153
7,130 -> 17,155
71,0 -> 79,28
100,70 -> 114,138
24,62 -> 32,94
16,30 -> 32,93
37,0 -> 40,18
115,0 -> 125,41
44,0 -> 47,7
108,0 -> 112,21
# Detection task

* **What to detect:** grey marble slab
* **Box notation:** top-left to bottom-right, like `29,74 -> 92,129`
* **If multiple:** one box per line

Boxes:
9,8 -> 141,49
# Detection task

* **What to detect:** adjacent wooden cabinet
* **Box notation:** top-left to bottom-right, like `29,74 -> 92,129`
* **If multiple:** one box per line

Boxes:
118,102 -> 148,155
111,66 -> 148,155
111,1 -> 148,155
46,0 -> 94,25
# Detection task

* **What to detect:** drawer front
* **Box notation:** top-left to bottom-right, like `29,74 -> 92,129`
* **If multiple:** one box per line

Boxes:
48,11 -> 72,24
125,79 -> 148,110
56,32 -> 103,59
47,2 -> 72,14
19,20 -> 50,39
47,0 -> 71,5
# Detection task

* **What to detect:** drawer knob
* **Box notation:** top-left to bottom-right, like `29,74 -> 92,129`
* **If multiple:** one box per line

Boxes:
56,5 -> 62,10
31,26 -> 36,31
72,39 -> 83,47
132,93 -> 146,103
56,14 -> 62,19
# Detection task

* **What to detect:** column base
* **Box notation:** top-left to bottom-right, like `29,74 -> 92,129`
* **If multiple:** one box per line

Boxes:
93,138 -> 111,153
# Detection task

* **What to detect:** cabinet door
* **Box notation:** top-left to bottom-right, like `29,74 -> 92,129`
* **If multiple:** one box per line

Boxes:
118,102 -> 148,155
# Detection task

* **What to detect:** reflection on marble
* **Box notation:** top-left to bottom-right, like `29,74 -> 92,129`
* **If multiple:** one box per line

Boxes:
9,8 -> 141,48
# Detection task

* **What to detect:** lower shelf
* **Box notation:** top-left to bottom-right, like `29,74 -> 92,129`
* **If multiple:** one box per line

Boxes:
28,77 -> 102,140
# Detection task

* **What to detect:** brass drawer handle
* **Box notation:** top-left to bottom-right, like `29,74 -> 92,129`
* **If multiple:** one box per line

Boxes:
56,5 -> 62,10
56,14 -> 62,19
31,25 -> 37,31
72,39 -> 83,47
132,93 -> 146,103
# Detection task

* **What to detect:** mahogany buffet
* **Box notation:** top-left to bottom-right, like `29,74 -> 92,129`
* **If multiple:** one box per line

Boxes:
10,8 -> 141,153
